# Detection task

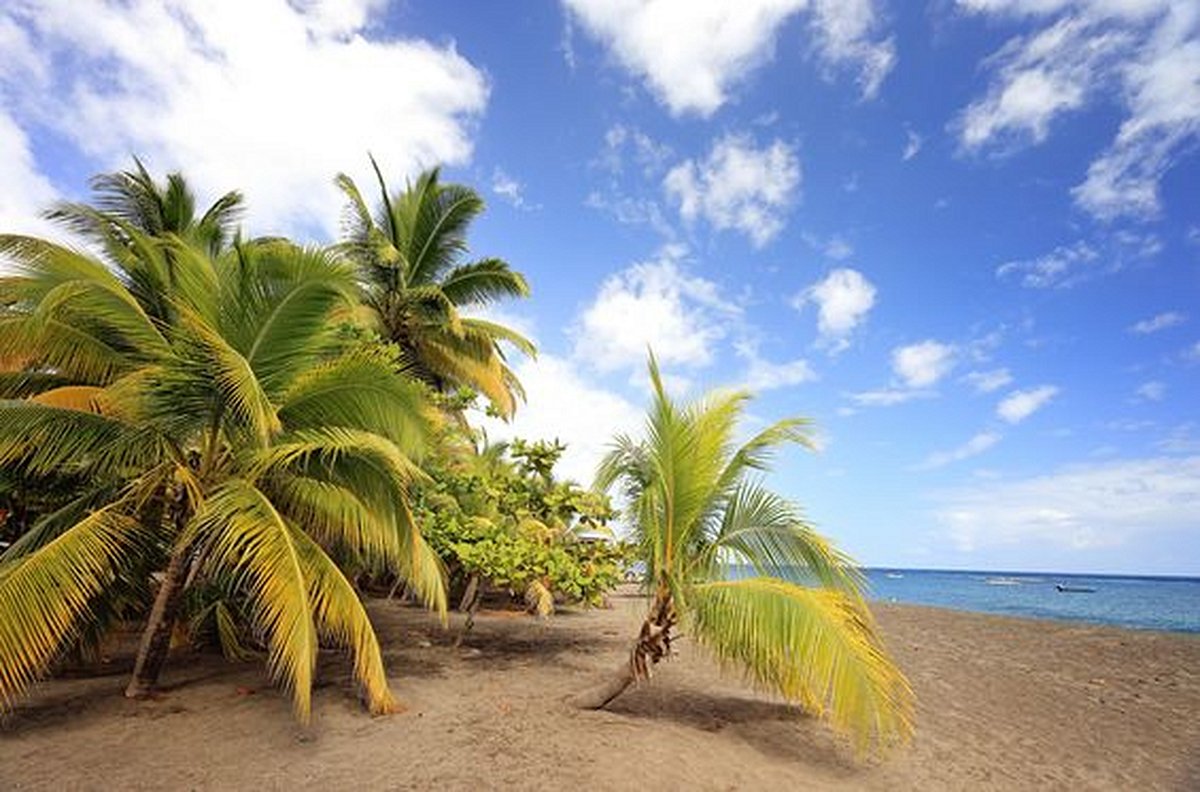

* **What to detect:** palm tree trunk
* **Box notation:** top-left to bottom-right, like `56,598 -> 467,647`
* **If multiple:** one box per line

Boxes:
572,588 -> 676,710
125,543 -> 189,698
124,485 -> 194,703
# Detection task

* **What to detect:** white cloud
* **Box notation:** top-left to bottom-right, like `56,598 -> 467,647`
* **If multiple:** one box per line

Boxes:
995,232 -> 1161,289
600,124 -> 673,176
1129,311 -> 1186,334
956,1 -> 1200,220
1157,423 -> 1200,454
997,385 -> 1059,423
850,388 -> 934,407
664,134 -> 800,247
802,231 -> 854,260
735,342 -> 817,391
917,430 -> 1002,470
572,246 -> 739,374
479,355 -> 643,486
0,110 -> 59,241
995,241 -> 1099,288
1135,380 -> 1166,402
964,368 -> 1014,393
562,0 -> 893,117
893,340 -> 956,388
902,129 -> 922,160
491,168 -> 535,210
794,267 -> 877,352
0,0 -> 489,238
934,456 -> 1200,552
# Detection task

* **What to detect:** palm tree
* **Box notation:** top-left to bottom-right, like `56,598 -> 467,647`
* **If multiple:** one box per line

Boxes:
573,356 -> 913,752
0,229 -> 444,720
336,159 -> 535,418
47,157 -> 243,256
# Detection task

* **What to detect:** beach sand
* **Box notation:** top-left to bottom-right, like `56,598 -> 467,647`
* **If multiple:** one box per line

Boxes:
2,589 -> 1198,790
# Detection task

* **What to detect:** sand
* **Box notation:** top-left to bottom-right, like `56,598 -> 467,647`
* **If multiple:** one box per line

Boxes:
2,589 -> 1198,791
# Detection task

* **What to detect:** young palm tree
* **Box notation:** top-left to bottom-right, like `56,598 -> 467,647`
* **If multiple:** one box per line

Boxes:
573,356 -> 913,752
336,159 -> 535,417
0,230 -> 444,720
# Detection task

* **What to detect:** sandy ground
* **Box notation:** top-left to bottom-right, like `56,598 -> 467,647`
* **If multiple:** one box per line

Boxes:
2,589 -> 1198,791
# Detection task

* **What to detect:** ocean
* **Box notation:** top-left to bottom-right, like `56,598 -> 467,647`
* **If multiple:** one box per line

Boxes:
863,568 -> 1200,634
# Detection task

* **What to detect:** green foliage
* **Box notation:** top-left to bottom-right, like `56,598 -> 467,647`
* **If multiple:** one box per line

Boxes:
415,429 -> 631,610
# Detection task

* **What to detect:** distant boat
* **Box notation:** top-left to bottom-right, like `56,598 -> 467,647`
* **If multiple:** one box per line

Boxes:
1056,583 -> 1096,593
985,577 -> 1021,586
885,572 -> 904,579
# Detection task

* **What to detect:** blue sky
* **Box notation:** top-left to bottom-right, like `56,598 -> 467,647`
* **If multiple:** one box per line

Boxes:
1,0 -> 1197,574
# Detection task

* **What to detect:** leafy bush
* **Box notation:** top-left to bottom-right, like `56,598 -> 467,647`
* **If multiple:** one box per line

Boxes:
415,430 -> 632,612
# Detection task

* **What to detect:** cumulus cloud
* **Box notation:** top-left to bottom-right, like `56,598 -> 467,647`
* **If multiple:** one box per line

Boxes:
0,110 -> 59,241
934,455 -> 1200,552
997,385 -> 1059,423
964,368 -> 1014,393
0,0 -> 489,238
664,134 -> 800,247
955,0 -> 1200,220
1129,311 -> 1186,334
847,339 -> 955,408
916,430 -> 1002,470
893,340 -> 956,388
479,354 -> 642,486
794,268 -> 877,352
572,245 -> 739,375
562,0 -> 894,117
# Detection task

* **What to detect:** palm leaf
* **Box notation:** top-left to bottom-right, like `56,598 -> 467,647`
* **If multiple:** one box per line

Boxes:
0,505 -> 146,708
687,577 -> 913,752
193,481 -> 319,720
440,260 -> 530,306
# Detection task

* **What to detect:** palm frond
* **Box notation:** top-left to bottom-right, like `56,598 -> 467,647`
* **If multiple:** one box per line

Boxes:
702,482 -> 865,596
287,521 -> 399,714
193,481 -> 319,720
460,316 -> 537,359
440,259 -> 530,306
277,354 -> 434,458
0,400 -> 167,479
0,505 -> 147,708
687,577 -> 913,752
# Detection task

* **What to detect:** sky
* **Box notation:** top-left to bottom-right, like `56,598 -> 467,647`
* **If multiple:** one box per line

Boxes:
1,0 -> 1197,575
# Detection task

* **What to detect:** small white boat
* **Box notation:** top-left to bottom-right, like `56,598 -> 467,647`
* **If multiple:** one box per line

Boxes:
985,577 -> 1021,586
885,572 -> 904,579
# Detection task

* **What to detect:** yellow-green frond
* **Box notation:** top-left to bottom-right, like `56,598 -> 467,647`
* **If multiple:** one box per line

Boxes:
194,481 -> 318,721
704,483 -> 866,597
286,521 -> 399,715
0,506 -> 145,709
687,577 -> 913,752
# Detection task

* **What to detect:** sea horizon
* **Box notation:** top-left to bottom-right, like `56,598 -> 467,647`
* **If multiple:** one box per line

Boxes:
858,567 -> 1200,634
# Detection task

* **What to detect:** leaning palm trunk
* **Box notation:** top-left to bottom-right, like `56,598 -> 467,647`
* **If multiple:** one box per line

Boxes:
125,543 -> 189,698
572,588 -> 677,709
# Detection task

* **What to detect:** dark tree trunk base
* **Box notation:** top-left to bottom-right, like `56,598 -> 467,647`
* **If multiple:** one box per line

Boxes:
125,545 -> 189,699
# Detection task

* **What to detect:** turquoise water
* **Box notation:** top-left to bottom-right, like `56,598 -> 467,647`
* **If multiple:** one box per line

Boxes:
863,568 -> 1200,633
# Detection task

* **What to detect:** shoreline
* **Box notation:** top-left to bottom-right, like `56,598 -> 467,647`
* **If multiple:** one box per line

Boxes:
2,593 -> 1198,790
866,597 -> 1200,636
